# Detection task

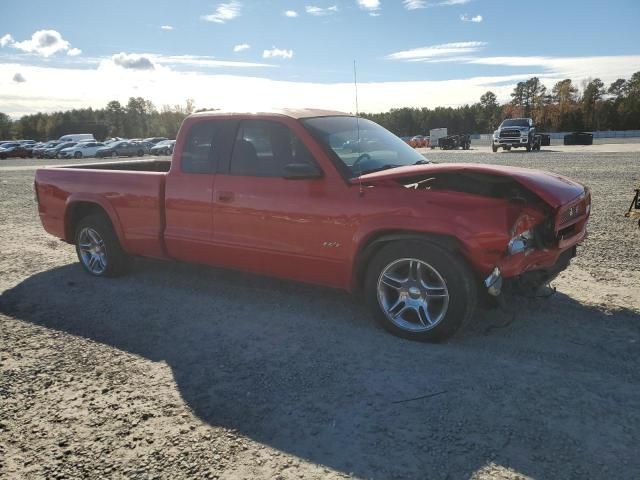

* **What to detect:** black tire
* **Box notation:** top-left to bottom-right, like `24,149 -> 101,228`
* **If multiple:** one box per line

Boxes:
364,240 -> 478,342
492,145 -> 498,153
74,151 -> 82,159
111,151 -> 117,157
137,150 -> 144,157
525,138 -> 532,152
504,146 -> 511,151
74,214 -> 129,277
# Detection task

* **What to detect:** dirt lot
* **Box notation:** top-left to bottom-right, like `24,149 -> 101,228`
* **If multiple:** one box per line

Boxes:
1,146 -> 639,480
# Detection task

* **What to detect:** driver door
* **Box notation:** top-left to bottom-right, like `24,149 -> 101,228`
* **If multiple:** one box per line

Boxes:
210,118 -> 351,287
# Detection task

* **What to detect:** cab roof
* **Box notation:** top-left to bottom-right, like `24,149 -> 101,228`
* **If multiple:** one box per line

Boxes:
189,108 -> 352,120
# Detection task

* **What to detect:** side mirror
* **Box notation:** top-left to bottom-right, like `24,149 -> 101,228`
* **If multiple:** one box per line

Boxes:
283,163 -> 323,180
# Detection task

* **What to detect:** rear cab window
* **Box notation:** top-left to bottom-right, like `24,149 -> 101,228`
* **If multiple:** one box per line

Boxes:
229,119 -> 318,177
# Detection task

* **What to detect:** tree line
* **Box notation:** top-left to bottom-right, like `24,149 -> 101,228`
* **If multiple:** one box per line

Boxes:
363,71 -> 640,136
1,72 -> 639,140
0,97 -> 198,141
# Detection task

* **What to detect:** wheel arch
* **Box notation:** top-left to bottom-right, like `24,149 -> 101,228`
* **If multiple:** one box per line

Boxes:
351,230 -> 464,293
64,197 -> 126,249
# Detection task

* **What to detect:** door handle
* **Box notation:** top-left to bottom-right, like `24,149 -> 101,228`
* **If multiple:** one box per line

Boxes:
217,191 -> 234,202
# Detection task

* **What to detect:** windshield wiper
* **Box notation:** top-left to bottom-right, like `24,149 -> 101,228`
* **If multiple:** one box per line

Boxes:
358,164 -> 401,175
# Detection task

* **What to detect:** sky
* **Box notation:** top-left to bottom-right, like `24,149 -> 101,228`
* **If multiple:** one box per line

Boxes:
1,0 -> 639,117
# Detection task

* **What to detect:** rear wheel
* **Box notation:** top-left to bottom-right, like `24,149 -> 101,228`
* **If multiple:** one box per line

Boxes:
75,214 -> 128,277
137,150 -> 144,157
111,151 -> 117,157
364,241 -> 477,342
74,151 -> 82,159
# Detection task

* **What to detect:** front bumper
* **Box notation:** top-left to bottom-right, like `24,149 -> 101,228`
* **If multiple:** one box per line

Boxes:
494,137 -> 529,147
484,246 -> 577,297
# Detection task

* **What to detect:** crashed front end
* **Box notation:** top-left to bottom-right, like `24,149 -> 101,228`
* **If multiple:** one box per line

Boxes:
484,188 -> 590,296
360,163 -> 591,297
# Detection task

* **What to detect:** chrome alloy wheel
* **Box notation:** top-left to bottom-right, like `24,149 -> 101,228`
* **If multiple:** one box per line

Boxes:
377,258 -> 450,332
78,227 -> 108,275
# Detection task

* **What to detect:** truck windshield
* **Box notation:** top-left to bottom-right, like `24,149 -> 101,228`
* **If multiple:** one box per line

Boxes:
501,119 -> 530,127
301,116 -> 430,177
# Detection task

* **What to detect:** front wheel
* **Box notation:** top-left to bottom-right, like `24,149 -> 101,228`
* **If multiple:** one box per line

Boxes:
492,145 -> 498,153
137,150 -> 144,157
365,241 -> 477,342
74,151 -> 82,159
75,214 -> 128,277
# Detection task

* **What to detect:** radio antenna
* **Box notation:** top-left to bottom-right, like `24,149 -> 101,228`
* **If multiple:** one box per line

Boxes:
354,60 -> 364,196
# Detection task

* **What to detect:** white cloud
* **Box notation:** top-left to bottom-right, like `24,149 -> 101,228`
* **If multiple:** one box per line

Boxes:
111,52 -> 156,70
67,47 -> 82,56
233,43 -> 250,52
284,10 -> 299,17
357,0 -> 381,15
100,53 -> 273,70
141,54 -> 273,69
12,72 -> 26,83
386,41 -> 487,61
263,47 -> 294,60
403,0 -> 470,9
160,25 -> 174,30
8,30 -> 80,57
403,0 -> 426,8
2,55 -> 640,118
202,1 -> 242,23
305,5 -> 338,16
460,14 -> 482,22
1,34 -> 14,47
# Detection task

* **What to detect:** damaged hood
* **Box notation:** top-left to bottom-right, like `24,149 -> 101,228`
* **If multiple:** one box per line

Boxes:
354,163 -> 585,208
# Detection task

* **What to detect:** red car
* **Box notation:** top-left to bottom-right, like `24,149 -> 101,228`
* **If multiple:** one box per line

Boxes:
34,109 -> 590,341
0,142 -> 31,159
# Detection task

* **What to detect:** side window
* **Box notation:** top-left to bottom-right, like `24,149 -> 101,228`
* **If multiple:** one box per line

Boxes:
181,121 -> 221,174
230,120 -> 318,177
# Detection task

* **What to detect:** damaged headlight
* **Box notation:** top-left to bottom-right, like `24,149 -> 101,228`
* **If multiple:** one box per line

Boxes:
507,213 -> 540,255
508,229 -> 534,255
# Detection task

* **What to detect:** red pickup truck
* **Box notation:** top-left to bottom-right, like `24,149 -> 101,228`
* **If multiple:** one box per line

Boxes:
35,109 -> 590,341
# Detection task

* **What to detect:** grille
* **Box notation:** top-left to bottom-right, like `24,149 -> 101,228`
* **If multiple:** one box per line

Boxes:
501,129 -> 521,138
558,198 -> 587,226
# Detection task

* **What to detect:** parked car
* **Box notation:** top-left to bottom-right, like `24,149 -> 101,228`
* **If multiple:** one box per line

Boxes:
32,141 -> 61,159
103,137 -> 126,145
132,140 -> 154,154
0,142 -> 30,159
23,142 -> 44,157
149,139 -> 176,156
409,135 -> 427,148
44,142 -> 78,159
34,108 -> 591,342
95,141 -> 146,158
58,133 -> 95,142
144,136 -> 168,145
59,142 -> 106,159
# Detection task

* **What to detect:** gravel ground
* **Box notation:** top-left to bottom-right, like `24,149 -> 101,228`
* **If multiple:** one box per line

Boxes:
1,147 -> 639,480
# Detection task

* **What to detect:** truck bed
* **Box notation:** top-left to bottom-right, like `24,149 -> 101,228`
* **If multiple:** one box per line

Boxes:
35,160 -> 170,259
